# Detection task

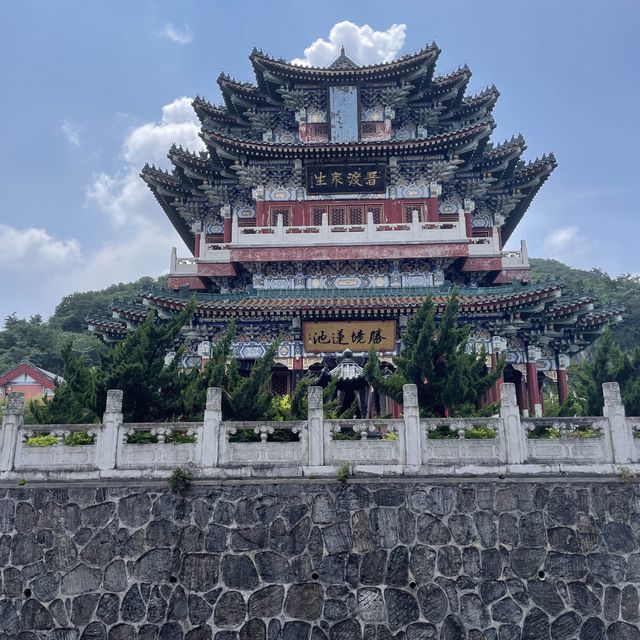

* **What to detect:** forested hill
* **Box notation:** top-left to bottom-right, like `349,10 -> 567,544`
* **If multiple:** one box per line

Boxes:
0,276 -> 166,374
530,258 -> 640,351
1,263 -> 639,376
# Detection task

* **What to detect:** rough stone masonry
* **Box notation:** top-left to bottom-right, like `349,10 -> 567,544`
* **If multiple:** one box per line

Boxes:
0,479 -> 639,639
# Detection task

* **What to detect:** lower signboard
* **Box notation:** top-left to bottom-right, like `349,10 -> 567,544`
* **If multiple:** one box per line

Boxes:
303,320 -> 396,353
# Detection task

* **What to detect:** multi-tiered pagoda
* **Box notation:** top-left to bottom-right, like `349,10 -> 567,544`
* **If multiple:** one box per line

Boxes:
88,44 -> 622,416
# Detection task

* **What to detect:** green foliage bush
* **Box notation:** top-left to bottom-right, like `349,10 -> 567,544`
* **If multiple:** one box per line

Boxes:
168,467 -> 192,492
27,435 -> 58,447
64,432 -> 94,446
332,429 -> 361,441
427,426 -> 459,439
126,431 -> 158,444
166,432 -> 196,444
336,463 -> 350,482
464,425 -> 497,439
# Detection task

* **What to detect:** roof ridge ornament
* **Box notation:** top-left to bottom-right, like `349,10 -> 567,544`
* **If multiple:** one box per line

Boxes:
328,45 -> 359,70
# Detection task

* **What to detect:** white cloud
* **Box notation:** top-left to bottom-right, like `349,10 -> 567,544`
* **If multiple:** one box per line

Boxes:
0,224 -> 81,268
79,96 -> 205,283
123,97 -> 203,167
161,22 -> 192,45
544,225 -> 580,255
87,96 -> 204,228
2,97 -> 203,317
291,21 -> 406,67
61,119 -> 81,147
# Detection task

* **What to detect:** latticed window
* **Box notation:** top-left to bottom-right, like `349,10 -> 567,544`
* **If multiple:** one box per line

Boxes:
271,372 -> 288,397
404,206 -> 423,223
349,207 -> 363,225
271,208 -> 290,226
330,207 -> 345,225
312,208 -> 326,226
368,206 -> 382,224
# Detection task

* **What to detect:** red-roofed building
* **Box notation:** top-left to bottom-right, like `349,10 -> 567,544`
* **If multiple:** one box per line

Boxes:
0,361 -> 63,402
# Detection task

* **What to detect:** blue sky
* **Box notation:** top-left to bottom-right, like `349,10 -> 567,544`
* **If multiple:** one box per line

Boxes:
1,0 -> 638,320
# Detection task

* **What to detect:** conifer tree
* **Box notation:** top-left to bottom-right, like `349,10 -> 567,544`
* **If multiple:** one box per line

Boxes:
93,300 -> 196,422
181,320 -> 236,419
227,339 -> 278,420
572,328 -> 640,415
365,294 -> 503,416
27,342 -> 98,424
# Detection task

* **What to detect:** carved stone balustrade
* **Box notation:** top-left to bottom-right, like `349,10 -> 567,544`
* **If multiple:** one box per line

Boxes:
1,382 -> 638,480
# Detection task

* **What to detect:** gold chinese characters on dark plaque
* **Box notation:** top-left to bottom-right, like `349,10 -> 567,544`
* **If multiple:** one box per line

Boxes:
306,164 -> 387,195
303,321 -> 396,353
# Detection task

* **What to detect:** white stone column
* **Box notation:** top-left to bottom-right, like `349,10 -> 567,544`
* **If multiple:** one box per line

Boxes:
403,384 -> 422,467
603,382 -> 635,464
199,387 -> 222,467
170,247 -> 177,272
0,392 -> 24,473
500,383 -> 527,465
96,389 -> 122,471
307,386 -> 324,466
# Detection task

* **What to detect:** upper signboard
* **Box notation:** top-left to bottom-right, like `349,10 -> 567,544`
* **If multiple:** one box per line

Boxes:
306,164 -> 387,195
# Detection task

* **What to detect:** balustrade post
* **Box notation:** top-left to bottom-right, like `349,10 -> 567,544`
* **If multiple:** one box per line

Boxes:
602,382 -> 635,463
500,383 -> 527,465
307,386 -> 324,466
275,213 -> 285,241
0,392 -> 24,473
403,384 -> 422,467
231,214 -> 239,244
96,390 -> 122,471
366,210 -> 375,241
200,387 -> 222,467
411,210 -> 420,235
320,212 -> 329,242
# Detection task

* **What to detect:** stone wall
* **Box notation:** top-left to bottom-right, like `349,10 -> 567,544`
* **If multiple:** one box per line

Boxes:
0,479 -> 639,640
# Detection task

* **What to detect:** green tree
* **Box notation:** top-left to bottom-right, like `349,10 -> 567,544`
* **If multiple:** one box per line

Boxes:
227,339 -> 278,421
572,328 -> 640,415
92,301 -> 197,422
365,295 -> 503,416
0,314 -> 67,373
26,342 -> 99,424
181,320 -> 236,419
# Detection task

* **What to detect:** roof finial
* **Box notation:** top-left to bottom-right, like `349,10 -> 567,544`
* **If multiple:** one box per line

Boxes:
328,45 -> 358,69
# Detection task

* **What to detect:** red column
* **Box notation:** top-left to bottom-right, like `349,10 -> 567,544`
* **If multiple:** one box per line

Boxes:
465,213 -> 473,237
223,217 -> 232,243
557,369 -> 569,405
194,233 -> 200,257
516,375 -> 529,415
526,361 -> 541,416
255,201 -> 267,226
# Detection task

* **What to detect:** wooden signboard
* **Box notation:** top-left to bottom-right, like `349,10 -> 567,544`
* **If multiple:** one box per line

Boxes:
305,164 -> 387,195
303,320 -> 396,353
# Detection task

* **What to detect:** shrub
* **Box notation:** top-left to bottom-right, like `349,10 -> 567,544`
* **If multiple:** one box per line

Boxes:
464,426 -> 496,439
169,467 -> 193,492
332,429 -> 361,441
427,425 -> 458,439
64,432 -> 94,446
336,463 -> 350,483
126,431 -> 158,444
27,435 -> 58,447
167,432 -> 196,444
